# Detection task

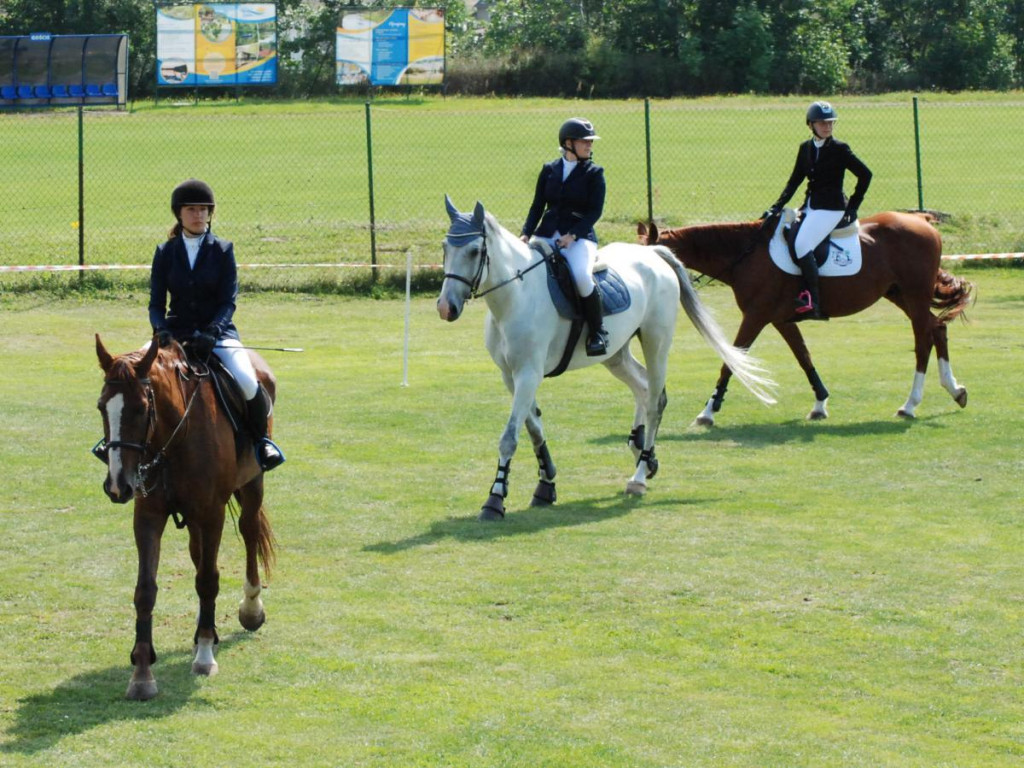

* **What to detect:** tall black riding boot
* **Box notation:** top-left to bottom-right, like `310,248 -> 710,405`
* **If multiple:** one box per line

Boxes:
581,288 -> 609,356
794,254 -> 827,321
246,384 -> 286,472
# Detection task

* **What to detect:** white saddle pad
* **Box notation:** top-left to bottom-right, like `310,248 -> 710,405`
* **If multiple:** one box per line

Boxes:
768,208 -> 863,276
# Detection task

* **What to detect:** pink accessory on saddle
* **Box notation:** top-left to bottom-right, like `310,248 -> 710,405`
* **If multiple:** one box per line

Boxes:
794,290 -> 814,313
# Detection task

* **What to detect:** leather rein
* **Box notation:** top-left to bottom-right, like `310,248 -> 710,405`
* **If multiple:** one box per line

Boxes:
444,231 -> 547,299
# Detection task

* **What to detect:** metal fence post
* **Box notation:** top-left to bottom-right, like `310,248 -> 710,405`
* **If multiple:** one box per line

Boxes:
78,106 -> 85,280
365,101 -> 378,283
644,97 -> 653,225
913,96 -> 924,211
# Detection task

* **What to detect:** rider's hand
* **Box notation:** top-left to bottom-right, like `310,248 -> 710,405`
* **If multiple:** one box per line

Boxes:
839,208 -> 858,227
760,204 -> 781,221
155,328 -> 173,348
556,233 -> 576,249
191,331 -> 216,358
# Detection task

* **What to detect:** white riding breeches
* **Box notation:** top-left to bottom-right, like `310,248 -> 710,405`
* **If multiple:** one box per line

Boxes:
213,338 -> 259,400
793,207 -> 844,258
541,233 -> 599,296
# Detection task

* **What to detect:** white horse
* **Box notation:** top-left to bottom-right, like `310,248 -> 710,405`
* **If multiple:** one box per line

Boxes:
437,196 -> 776,520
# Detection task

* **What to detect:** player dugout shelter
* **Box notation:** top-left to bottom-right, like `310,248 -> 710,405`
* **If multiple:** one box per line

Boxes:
0,33 -> 128,108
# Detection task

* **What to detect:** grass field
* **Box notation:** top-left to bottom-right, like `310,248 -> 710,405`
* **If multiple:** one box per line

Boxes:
2,92 -> 1024,288
0,263 -> 1020,766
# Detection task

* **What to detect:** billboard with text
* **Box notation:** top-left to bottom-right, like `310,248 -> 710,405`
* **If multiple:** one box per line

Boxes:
336,7 -> 444,86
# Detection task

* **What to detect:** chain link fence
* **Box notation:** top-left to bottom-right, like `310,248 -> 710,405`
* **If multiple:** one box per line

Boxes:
2,95 -> 1022,288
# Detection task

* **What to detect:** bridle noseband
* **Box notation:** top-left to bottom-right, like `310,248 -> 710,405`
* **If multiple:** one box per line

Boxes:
93,376 -> 156,463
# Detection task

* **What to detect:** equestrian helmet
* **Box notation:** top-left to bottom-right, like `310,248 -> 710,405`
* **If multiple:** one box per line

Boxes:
558,117 -> 600,146
806,101 -> 838,124
171,178 -> 216,215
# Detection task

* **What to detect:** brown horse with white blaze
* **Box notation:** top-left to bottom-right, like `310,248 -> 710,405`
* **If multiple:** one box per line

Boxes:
638,211 -> 973,424
95,335 -> 277,700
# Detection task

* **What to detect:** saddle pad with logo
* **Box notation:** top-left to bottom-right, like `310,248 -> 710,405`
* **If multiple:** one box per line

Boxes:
768,209 -> 863,277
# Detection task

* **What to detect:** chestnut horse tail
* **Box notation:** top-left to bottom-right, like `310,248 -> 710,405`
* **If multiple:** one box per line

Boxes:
230,495 -> 278,579
932,268 -> 975,324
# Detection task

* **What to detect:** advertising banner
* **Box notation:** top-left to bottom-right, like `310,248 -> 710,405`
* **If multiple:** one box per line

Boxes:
336,7 -> 444,86
157,3 -> 277,87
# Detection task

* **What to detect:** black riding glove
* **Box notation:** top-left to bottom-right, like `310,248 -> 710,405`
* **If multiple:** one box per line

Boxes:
155,328 -> 173,348
191,331 -> 216,358
839,208 -> 858,227
760,204 -> 781,221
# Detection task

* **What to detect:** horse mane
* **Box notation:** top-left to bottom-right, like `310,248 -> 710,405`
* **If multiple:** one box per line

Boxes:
656,220 -> 763,277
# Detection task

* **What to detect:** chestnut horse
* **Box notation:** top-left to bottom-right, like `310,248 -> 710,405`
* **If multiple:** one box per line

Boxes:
638,212 -> 973,424
94,335 -> 277,700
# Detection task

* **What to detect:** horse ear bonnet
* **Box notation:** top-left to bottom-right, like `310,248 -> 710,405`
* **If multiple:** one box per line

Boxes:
444,195 -> 485,245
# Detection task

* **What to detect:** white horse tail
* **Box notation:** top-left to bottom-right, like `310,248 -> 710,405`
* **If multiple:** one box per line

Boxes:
653,246 -> 777,406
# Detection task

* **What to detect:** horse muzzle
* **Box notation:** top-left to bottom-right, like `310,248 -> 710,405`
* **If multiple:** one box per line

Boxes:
103,473 -> 135,504
437,294 -> 462,322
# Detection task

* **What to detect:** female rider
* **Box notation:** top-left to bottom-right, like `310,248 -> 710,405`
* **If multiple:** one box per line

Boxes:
520,117 -> 608,355
148,178 -> 285,472
763,101 -> 872,320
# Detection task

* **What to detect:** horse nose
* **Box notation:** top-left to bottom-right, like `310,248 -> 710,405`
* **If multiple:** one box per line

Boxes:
103,472 -> 134,504
437,295 -> 460,322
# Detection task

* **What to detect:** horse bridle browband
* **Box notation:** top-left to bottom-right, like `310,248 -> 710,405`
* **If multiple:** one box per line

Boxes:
444,231 -> 547,299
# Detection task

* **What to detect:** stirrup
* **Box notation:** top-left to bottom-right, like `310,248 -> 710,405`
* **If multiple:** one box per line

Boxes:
585,329 -> 609,357
794,289 -> 814,312
256,438 -> 285,472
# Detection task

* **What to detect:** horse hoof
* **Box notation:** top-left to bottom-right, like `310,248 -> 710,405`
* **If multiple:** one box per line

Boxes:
896,409 -> 915,419
625,481 -> 647,496
125,676 -> 158,701
238,606 -> 266,632
530,481 -> 556,507
807,410 -> 828,421
191,660 -> 219,677
691,415 -> 714,427
955,388 -> 968,408
479,494 -> 506,521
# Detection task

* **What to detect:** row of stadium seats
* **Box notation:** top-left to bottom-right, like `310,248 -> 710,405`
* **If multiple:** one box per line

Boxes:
0,82 -> 118,100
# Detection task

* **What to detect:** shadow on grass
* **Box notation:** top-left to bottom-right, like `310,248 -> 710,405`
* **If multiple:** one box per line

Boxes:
364,492 -> 707,554
595,414 -> 946,447
0,632 -> 255,756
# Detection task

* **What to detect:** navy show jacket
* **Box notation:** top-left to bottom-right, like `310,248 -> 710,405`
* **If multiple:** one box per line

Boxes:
521,157 -> 606,243
148,231 -> 240,340
772,137 -> 872,213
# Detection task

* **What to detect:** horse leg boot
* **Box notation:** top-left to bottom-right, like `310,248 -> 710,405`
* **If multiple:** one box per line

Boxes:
581,287 -> 609,356
246,384 -> 286,472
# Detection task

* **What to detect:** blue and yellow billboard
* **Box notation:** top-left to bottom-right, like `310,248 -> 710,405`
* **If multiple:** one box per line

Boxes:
336,7 -> 445,86
157,3 -> 277,87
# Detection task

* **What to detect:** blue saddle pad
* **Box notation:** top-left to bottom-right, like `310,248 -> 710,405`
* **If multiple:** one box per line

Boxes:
547,265 -> 632,320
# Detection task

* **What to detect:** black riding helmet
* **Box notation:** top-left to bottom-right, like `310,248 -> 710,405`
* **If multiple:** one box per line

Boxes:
171,178 -> 216,219
558,117 -> 600,146
806,100 -> 837,124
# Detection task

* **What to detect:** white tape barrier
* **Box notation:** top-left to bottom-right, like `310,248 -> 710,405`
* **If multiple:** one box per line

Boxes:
0,262 -> 445,273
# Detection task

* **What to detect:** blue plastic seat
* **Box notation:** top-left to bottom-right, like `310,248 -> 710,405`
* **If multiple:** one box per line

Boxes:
16,85 -> 33,99
52,84 -> 69,98
1,85 -> 15,100
34,85 -> 52,98
101,82 -> 118,97
85,83 -> 102,97
69,84 -> 85,98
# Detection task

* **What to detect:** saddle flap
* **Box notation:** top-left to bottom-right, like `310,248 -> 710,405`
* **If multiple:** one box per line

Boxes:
205,356 -> 247,434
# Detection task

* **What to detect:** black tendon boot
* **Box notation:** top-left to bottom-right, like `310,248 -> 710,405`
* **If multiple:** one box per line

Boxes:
246,385 -> 286,471
581,288 -> 609,356
794,254 -> 828,321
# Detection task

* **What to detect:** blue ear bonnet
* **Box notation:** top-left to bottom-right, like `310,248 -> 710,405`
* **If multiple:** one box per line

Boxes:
445,212 -> 483,245
444,195 -> 485,246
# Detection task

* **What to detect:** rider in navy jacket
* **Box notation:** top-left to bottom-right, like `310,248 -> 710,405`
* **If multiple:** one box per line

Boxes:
521,117 -> 609,356
764,101 -> 872,321
149,179 -> 284,472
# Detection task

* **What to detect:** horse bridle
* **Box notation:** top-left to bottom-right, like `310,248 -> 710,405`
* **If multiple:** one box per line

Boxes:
93,367 -> 206,501
444,231 -> 547,299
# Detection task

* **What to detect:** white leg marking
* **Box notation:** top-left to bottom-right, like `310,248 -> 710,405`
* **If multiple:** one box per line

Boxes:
898,371 -> 926,418
938,359 -> 961,397
692,398 -> 716,427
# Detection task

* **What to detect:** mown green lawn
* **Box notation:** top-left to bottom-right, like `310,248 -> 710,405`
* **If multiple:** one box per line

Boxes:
0,263 -> 1020,766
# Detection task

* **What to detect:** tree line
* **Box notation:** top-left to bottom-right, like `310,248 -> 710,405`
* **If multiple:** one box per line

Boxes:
2,0 -> 1021,98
